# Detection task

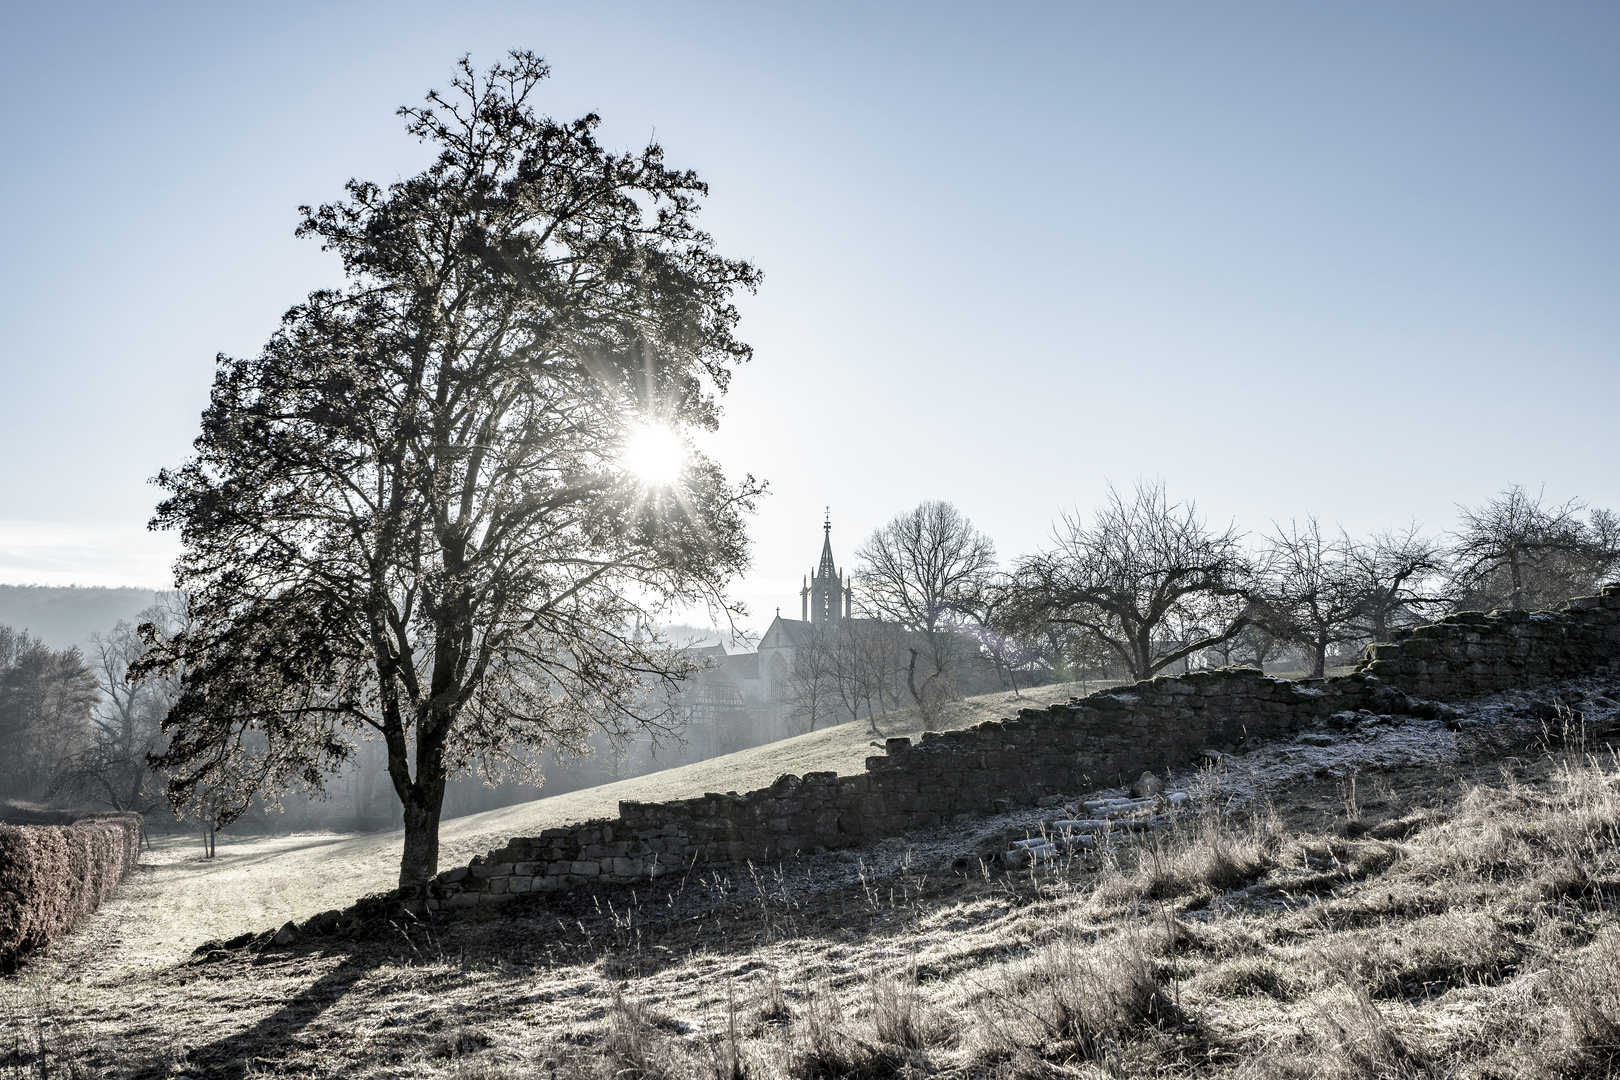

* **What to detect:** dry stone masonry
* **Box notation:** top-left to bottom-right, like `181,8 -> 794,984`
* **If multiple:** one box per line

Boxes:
1357,586 -> 1620,696
392,586 -> 1620,914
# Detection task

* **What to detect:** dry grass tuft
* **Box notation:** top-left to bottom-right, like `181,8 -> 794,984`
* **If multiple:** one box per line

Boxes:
1317,911 -> 1525,1000
783,986 -> 897,1080
1092,811 -> 1282,905
1189,955 -> 1291,999
969,933 -> 1194,1073
1312,981 -> 1436,1080
1550,928 -> 1620,1078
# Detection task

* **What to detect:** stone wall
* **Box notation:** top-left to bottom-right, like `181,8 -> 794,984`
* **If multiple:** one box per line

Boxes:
403,586 -> 1620,913
1357,584 -> 1620,697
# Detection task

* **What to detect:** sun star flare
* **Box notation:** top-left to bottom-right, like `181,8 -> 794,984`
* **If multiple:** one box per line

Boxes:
621,424 -> 687,487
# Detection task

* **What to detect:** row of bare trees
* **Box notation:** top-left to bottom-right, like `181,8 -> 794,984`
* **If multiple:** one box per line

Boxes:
775,620 -> 911,734
782,483 -> 1620,729
1012,481 -> 1620,683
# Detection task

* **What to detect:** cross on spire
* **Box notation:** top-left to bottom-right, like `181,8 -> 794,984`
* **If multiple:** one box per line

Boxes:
818,513 -> 837,580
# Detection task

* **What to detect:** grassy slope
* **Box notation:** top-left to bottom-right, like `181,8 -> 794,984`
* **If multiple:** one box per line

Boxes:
19,692 -> 1620,1080
117,681 -> 1103,971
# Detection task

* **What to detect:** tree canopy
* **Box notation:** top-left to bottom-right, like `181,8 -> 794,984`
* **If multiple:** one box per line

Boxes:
1449,486 -> 1620,612
1012,481 -> 1251,680
140,53 -> 762,885
856,501 -> 996,721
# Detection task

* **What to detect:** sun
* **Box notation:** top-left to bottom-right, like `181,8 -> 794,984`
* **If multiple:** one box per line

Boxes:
621,424 -> 687,487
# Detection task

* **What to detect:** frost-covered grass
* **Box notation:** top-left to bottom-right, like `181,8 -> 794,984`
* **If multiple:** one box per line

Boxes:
10,677 -> 1620,1079
17,731 -> 1620,1078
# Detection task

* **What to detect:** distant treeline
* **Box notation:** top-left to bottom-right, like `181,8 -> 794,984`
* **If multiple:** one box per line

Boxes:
778,483 -> 1620,732
0,585 -> 157,652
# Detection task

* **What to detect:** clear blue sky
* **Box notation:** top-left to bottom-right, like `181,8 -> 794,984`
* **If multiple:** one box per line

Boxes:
1,2 -> 1616,630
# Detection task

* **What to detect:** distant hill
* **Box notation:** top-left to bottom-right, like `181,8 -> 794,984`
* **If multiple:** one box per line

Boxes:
0,585 -> 159,652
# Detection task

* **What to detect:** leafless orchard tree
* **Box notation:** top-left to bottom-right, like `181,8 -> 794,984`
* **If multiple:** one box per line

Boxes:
1205,624 -> 1291,673
778,626 -> 840,735
1258,519 -> 1453,676
1256,517 -> 1366,679
825,627 -> 865,731
1013,481 -> 1252,681
825,620 -> 908,733
955,574 -> 1046,698
1448,486 -> 1620,611
1341,525 -> 1448,641
1055,623 -> 1120,688
856,501 -> 997,724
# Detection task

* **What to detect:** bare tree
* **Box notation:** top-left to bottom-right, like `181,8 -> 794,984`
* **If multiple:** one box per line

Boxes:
856,501 -> 997,724
820,619 -> 912,733
1449,486 -> 1620,611
777,626 -> 839,735
1053,624 -> 1117,688
853,617 -> 911,715
1203,624 -> 1290,673
1341,525 -> 1448,641
1240,625 -> 1291,673
820,622 -> 865,733
956,574 -> 1043,698
1013,481 -> 1252,681
1256,517 -> 1365,679
52,593 -> 189,814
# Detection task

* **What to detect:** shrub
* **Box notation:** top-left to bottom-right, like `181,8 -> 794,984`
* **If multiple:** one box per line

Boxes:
0,814 -> 142,969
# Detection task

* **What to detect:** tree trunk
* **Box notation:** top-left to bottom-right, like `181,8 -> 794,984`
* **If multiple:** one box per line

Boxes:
399,787 -> 445,886
1311,635 -> 1327,679
391,714 -> 449,885
1132,627 -> 1154,680
906,647 -> 927,722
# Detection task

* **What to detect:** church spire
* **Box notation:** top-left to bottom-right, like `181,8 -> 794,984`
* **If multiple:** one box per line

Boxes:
818,506 -> 837,581
808,508 -> 845,627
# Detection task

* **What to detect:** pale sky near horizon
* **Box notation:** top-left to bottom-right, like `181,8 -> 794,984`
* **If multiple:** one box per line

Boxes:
1,2 -> 1617,635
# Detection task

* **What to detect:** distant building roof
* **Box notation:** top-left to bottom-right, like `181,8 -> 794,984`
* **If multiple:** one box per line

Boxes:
761,615 -> 815,648
721,652 -> 760,680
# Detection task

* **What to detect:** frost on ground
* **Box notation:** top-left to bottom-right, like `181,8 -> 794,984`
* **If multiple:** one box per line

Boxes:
1194,674 -> 1619,806
52,681 -> 1124,973
7,675 -> 1620,1078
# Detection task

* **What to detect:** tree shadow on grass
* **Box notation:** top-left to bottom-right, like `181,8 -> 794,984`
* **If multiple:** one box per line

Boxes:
145,936 -> 414,1079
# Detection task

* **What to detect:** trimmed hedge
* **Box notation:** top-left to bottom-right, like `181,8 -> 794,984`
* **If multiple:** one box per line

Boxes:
0,813 -> 143,970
